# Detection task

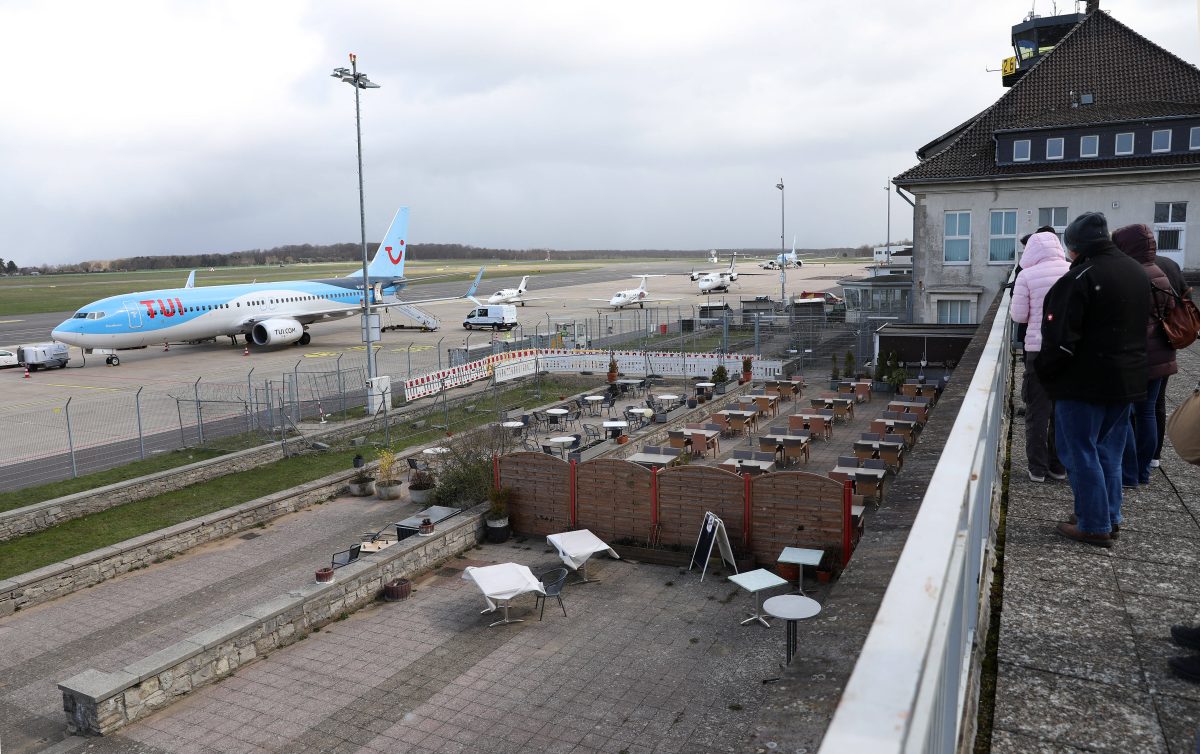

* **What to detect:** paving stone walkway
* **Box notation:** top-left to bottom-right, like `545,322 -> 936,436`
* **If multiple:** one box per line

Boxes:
76,542 -> 787,754
992,347 -> 1200,753
0,495 -> 414,754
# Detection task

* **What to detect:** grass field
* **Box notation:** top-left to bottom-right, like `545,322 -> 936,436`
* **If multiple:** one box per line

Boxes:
0,259 -> 628,316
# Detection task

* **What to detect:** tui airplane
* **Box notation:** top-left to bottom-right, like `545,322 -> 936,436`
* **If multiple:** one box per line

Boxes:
50,208 -> 483,365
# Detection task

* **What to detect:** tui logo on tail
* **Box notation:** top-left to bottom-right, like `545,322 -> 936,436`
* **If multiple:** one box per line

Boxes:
386,241 -> 405,265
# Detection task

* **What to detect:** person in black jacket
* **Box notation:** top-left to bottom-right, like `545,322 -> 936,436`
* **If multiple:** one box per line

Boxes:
1036,212 -> 1149,547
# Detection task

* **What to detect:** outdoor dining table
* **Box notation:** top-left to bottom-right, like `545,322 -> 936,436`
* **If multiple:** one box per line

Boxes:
695,381 -> 715,396
759,433 -> 811,464
602,419 -> 628,439
763,594 -> 822,664
717,409 -> 759,434
853,439 -> 905,454
462,563 -> 546,627
728,569 -> 789,627
627,451 -> 679,469
719,458 -> 776,475
500,420 -> 525,436
546,436 -> 576,458
544,407 -> 569,426
655,393 -> 681,409
546,529 -> 620,583
583,395 -> 605,415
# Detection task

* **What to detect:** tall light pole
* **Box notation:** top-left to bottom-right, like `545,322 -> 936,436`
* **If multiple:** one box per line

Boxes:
776,179 -> 786,309
331,53 -> 381,395
885,178 -> 892,265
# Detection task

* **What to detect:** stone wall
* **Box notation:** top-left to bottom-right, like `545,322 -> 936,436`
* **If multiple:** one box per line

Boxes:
0,466 -> 366,616
59,506 -> 485,737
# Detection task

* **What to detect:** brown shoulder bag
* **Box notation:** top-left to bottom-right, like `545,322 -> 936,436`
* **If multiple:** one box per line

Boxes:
1157,286 -> 1200,350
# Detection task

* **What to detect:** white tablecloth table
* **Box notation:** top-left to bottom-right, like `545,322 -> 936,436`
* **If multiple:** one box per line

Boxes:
462,563 -> 546,626
546,529 -> 619,583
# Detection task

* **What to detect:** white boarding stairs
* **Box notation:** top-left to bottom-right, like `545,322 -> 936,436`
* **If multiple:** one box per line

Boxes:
387,302 -> 440,331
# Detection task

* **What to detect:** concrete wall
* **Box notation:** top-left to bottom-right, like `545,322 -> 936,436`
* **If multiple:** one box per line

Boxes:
908,172 -> 1200,323
58,506 -> 485,737
0,466 -> 365,616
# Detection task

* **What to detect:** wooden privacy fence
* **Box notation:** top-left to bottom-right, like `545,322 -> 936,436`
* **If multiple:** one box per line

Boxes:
495,452 -> 853,567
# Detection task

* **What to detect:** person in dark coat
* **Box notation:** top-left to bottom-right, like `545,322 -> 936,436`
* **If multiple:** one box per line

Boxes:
1036,212 -> 1149,547
1152,255 -> 1189,467
1112,224 -> 1177,486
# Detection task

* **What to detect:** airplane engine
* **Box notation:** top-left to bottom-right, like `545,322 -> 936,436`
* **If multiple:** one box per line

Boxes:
251,318 -> 305,346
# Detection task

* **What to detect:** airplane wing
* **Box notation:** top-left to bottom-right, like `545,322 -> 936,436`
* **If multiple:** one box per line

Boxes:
399,267 -> 485,306
588,298 -> 615,302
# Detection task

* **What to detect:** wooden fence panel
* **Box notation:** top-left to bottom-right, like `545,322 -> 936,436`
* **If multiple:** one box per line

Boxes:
750,471 -> 846,564
498,452 -> 571,536
656,466 -> 746,551
575,460 -> 654,545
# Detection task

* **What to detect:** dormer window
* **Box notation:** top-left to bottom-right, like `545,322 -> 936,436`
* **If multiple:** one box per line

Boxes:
1152,129 -> 1172,153
1191,127 -> 1200,150
1013,140 -> 1031,161
1046,137 -> 1064,160
1080,135 -> 1099,158
1115,132 -> 1135,155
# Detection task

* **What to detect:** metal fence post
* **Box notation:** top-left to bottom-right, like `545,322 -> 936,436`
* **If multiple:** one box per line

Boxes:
135,386 -> 145,460
194,377 -> 205,445
247,367 -> 256,430
754,314 -> 761,357
406,342 -> 413,380
293,359 -> 302,424
336,354 -> 345,418
64,397 -> 78,478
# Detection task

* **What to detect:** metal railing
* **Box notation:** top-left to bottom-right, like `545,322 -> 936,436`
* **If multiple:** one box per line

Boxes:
819,288 -> 1013,753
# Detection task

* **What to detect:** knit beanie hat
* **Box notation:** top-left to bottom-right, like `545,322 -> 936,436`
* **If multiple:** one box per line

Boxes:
1063,212 -> 1109,251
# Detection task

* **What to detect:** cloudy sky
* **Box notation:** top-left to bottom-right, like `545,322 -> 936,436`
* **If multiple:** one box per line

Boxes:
1,1 -> 1196,266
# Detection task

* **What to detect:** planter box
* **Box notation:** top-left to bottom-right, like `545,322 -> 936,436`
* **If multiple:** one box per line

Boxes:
409,487 -> 434,505
376,482 -> 404,500
611,544 -> 692,567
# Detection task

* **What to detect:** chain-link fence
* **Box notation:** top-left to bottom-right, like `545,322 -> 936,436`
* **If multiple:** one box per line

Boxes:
2,302 -> 887,491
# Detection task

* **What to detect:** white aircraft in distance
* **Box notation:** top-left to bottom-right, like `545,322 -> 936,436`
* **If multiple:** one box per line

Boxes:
486,276 -> 540,306
51,208 -> 484,365
708,249 -> 720,265
590,275 -> 672,309
696,253 -> 761,294
759,237 -> 804,270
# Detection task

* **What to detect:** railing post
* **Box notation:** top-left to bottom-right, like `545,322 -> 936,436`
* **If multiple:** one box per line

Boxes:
336,354 -> 344,418
176,399 -> 186,446
135,386 -> 145,460
64,397 -> 78,478
650,466 -> 659,547
569,459 -> 577,528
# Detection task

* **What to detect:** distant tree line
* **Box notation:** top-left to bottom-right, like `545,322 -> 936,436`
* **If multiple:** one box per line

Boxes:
19,239 -> 908,275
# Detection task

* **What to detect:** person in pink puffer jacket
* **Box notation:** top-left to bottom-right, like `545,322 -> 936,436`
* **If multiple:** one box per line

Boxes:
1011,230 -> 1072,481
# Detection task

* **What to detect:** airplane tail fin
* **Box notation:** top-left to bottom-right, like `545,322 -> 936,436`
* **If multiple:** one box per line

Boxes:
185,270 -> 196,289
518,276 -> 529,293
348,207 -> 410,279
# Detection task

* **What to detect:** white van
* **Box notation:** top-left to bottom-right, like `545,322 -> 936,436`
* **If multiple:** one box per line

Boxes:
463,304 -> 518,330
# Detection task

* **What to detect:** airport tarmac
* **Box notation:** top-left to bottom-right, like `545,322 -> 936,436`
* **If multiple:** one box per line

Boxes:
1,259 -> 869,472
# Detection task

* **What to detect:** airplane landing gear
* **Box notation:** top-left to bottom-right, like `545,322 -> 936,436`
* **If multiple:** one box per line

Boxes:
105,355 -> 120,366
298,332 -> 311,346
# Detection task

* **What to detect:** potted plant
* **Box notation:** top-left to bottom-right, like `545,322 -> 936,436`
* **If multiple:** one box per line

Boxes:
375,449 -> 403,500
713,364 -> 728,394
485,486 -> 513,543
408,470 -> 436,505
844,350 -> 856,380
383,578 -> 411,601
315,567 -> 334,583
418,517 -> 435,536
830,354 -> 841,382
607,354 -> 619,383
741,356 -> 753,382
347,470 -> 375,497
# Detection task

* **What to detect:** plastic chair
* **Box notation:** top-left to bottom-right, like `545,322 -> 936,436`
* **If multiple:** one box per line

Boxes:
535,568 -> 569,620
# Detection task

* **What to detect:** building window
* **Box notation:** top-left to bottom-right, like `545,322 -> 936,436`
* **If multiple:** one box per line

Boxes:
1154,201 -> 1187,256
1191,127 -> 1200,150
1115,132 -> 1135,155
1152,129 -> 1172,153
936,300 -> 972,324
989,210 -> 1017,262
1013,140 -> 1031,162
944,211 -> 971,263
1046,138 -> 1064,160
1038,207 -> 1068,245
1080,135 -> 1099,158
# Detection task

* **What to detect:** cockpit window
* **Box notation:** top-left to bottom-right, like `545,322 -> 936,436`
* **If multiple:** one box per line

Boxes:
88,312 -> 104,319
73,312 -> 88,319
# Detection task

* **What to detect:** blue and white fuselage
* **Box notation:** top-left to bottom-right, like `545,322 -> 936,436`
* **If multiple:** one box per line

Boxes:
50,208 -> 483,358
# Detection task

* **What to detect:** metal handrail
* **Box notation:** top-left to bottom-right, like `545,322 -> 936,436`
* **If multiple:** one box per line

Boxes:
819,287 -> 1013,753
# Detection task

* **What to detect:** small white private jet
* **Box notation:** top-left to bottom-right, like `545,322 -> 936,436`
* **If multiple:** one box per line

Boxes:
486,276 -> 540,306
695,253 -> 760,294
590,275 -> 672,309
760,237 -> 804,270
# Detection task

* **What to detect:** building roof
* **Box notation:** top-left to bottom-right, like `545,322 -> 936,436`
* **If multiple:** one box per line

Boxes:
896,11 -> 1200,184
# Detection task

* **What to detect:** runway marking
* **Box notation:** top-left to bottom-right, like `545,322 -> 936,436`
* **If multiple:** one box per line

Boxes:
304,351 -> 340,358
388,345 -> 433,352
0,319 -> 25,324
46,383 -> 123,392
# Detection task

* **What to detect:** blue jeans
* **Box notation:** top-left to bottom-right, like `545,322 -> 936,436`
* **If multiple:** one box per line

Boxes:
1122,378 -> 1164,485
1055,400 -> 1130,534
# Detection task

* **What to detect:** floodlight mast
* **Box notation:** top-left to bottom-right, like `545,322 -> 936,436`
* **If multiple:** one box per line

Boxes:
331,53 -> 381,394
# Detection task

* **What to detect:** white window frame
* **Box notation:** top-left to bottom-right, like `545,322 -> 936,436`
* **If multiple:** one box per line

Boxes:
1152,129 -> 1172,153
1190,126 -> 1200,150
943,211 -> 971,265
934,298 -> 974,325
1115,132 -> 1135,155
1045,137 -> 1064,160
1154,201 -> 1187,261
988,209 -> 1018,263
1080,135 -> 1099,158
1038,206 -> 1069,246
1012,140 -> 1031,162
